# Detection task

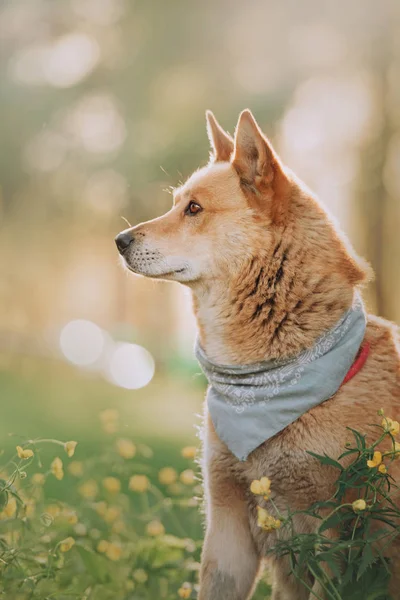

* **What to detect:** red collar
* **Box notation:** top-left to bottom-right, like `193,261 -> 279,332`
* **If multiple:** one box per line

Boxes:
342,342 -> 370,385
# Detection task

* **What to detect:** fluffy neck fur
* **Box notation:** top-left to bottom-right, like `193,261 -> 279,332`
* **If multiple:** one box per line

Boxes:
191,187 -> 366,366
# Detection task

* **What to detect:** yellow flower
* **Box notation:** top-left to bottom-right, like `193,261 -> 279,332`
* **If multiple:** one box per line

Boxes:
256,506 -> 281,532
102,477 -> 121,494
94,501 -> 108,517
146,520 -> 165,537
382,417 -> 400,436
393,441 -> 400,459
112,519 -> 125,534
99,409 -> 119,434
51,457 -> 64,480
61,509 -> 78,524
105,542 -> 122,561
68,461 -> 84,477
129,475 -> 150,493
104,506 -> 121,523
0,496 -> 17,520
126,580 -> 135,591
64,441 -> 78,458
116,438 -> 136,459
367,451 -> 382,468
378,464 -> 387,474
97,540 -> 109,553
158,467 -> 178,485
59,537 -> 75,552
78,480 -> 98,499
180,469 -> 195,486
178,582 -> 193,599
32,473 -> 45,485
46,504 -> 61,517
250,477 -> 271,499
24,500 -> 35,517
133,568 -> 148,583
352,499 -> 367,513
16,446 -> 34,460
181,446 -> 197,460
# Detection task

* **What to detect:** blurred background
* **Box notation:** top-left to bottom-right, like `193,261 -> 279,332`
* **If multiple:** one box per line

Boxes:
0,0 -> 399,459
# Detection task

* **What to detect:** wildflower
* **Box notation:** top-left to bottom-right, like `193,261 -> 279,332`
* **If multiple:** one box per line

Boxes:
45,504 -> 61,518
104,506 -> 121,523
51,457 -> 64,481
146,520 -> 165,537
59,537 -> 75,552
105,542 -> 122,561
32,473 -> 45,485
378,464 -> 387,474
68,461 -> 84,477
94,501 -> 108,517
352,499 -> 367,513
133,568 -> 148,583
61,509 -> 78,524
0,496 -> 17,520
79,480 -> 98,499
180,469 -> 195,486
116,438 -> 136,459
74,523 -> 87,536
99,409 -> 119,434
382,417 -> 400,436
181,446 -> 197,459
129,475 -> 150,492
89,528 -> 101,539
367,451 -> 382,468
158,467 -> 178,485
178,582 -> 193,599
393,441 -> 400,459
97,539 -> 109,553
250,477 -> 271,499
102,477 -> 121,494
64,441 -> 78,458
16,446 -> 33,460
112,519 -> 125,533
256,506 -> 281,532
126,581 -> 135,591
24,500 -> 35,517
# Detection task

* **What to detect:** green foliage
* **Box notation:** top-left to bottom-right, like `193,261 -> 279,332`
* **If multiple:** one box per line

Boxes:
267,414 -> 400,600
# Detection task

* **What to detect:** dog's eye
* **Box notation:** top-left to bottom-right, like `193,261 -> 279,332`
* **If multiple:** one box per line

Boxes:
185,201 -> 202,216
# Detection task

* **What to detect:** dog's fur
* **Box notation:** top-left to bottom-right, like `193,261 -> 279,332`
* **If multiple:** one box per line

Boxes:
117,110 -> 400,599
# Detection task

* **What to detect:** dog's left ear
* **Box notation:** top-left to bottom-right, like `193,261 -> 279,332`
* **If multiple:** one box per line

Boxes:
206,110 -> 234,162
232,110 -> 289,216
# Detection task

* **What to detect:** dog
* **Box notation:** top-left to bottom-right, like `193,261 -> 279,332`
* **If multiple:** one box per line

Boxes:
115,109 -> 400,599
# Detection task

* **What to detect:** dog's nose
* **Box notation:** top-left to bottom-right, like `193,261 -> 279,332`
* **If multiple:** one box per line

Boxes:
115,231 -> 134,253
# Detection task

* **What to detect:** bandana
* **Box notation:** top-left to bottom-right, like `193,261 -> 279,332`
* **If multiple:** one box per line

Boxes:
195,294 -> 367,461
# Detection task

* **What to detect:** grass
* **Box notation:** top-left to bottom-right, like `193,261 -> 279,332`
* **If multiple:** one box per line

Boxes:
0,355 -> 272,599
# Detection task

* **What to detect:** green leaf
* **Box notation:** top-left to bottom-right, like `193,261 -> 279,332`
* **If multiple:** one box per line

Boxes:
357,545 -> 375,579
307,451 -> 343,470
75,545 -> 110,584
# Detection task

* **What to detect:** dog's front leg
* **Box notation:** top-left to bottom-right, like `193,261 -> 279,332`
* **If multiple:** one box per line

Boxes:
199,455 -> 260,599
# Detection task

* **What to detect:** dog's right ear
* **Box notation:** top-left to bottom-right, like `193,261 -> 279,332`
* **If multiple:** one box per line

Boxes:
206,110 -> 234,162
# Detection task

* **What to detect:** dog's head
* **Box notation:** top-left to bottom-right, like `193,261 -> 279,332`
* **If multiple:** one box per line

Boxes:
116,110 -> 365,287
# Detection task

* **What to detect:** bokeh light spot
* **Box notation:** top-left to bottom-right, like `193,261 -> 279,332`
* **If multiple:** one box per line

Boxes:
107,343 -> 155,390
60,320 -> 105,366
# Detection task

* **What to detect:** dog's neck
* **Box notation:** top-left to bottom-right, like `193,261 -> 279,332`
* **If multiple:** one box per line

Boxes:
191,224 -> 357,365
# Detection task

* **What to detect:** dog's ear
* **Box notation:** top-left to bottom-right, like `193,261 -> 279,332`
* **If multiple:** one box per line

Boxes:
206,110 -> 234,162
232,109 -> 286,189
232,110 -> 289,222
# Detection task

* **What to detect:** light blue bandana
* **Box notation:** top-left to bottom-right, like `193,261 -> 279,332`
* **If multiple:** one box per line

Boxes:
195,294 -> 366,461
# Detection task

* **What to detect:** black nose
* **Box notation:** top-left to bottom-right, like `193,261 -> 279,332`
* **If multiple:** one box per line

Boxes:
115,231 -> 134,253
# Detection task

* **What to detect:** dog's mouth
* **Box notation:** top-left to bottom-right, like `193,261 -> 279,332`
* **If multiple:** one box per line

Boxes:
124,262 -> 187,279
